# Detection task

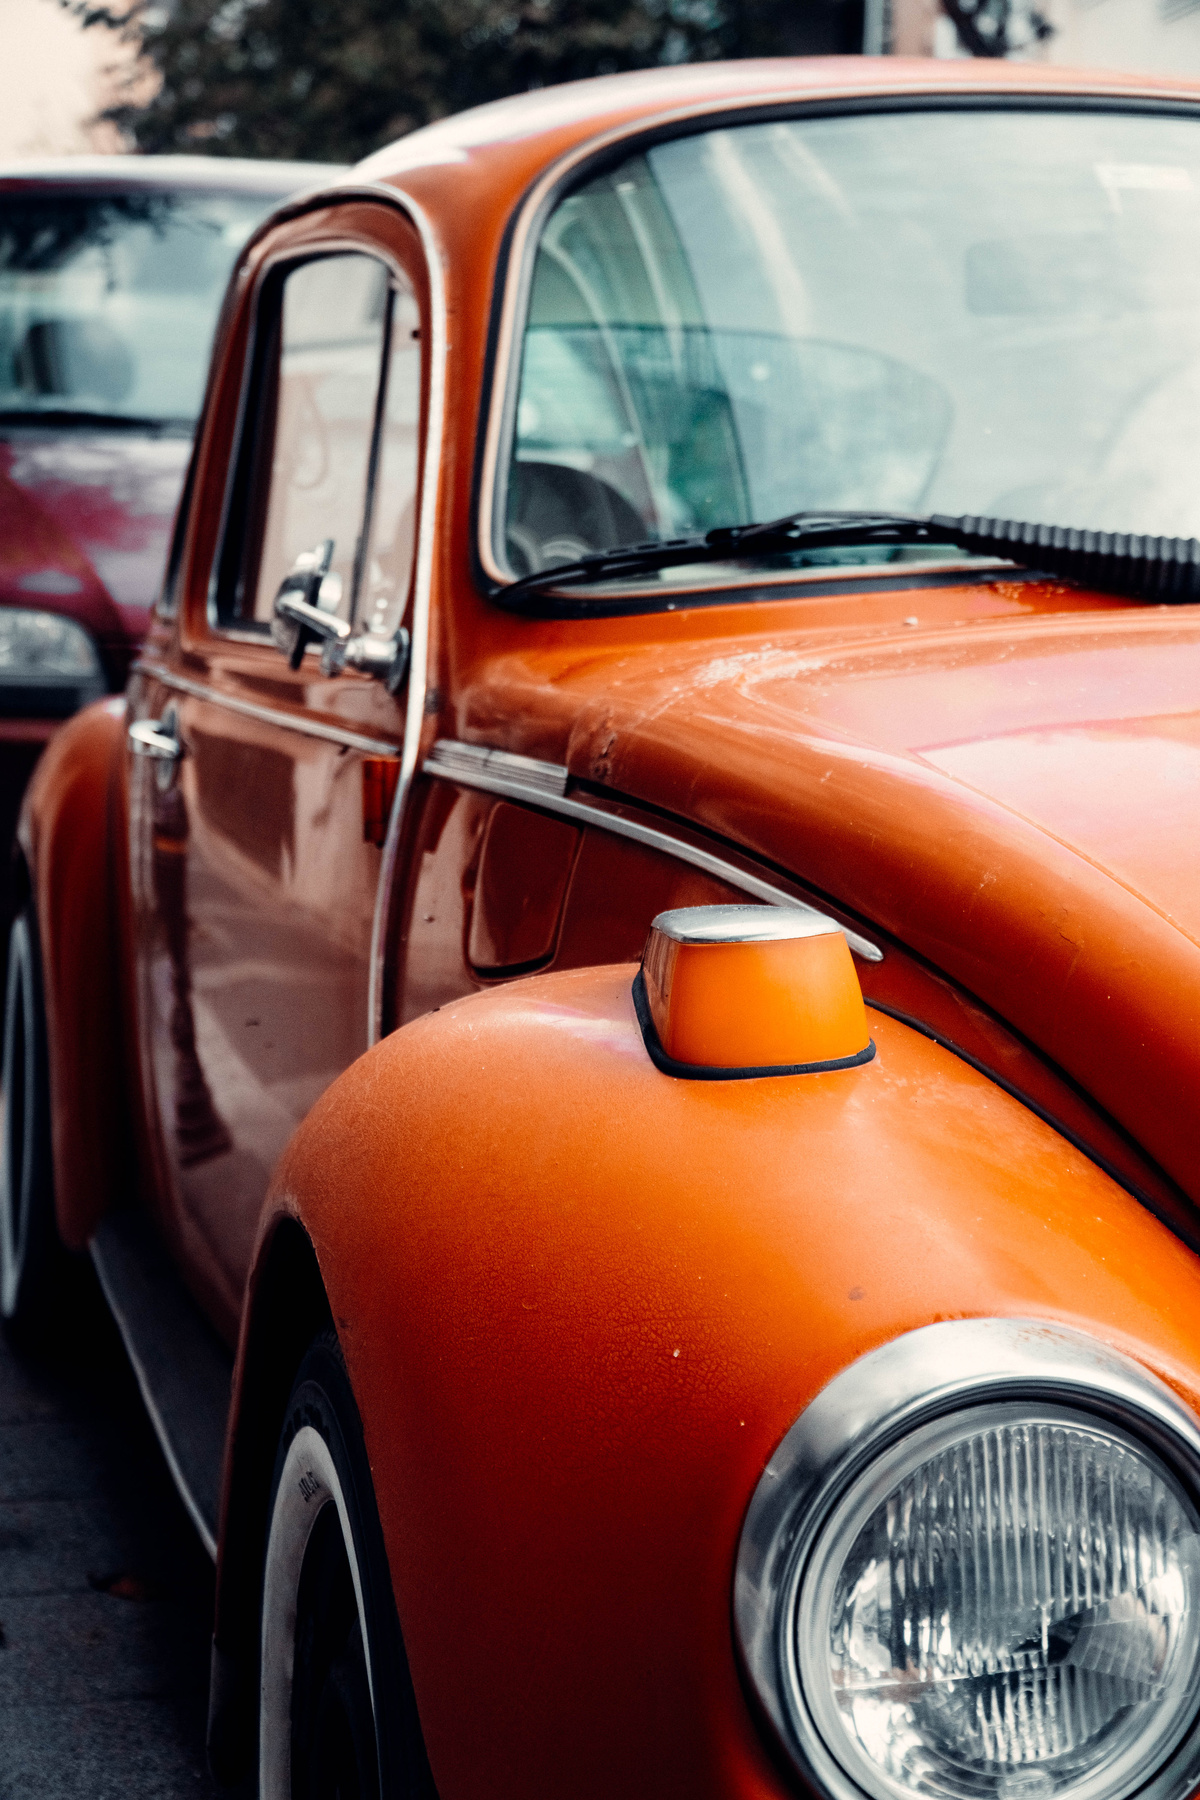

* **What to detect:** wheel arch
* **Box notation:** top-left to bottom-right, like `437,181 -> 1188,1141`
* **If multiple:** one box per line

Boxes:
208,962 -> 1200,1800
17,696 -> 136,1250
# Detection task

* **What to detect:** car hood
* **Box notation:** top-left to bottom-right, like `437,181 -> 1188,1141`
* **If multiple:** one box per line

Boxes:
468,594 -> 1200,1205
0,428 -> 190,677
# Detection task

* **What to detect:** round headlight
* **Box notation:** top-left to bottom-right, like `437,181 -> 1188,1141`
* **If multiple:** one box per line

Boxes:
798,1403 -> 1200,1800
735,1322 -> 1200,1800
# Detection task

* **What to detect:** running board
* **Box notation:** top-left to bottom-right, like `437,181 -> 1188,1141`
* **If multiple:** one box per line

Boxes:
91,1211 -> 233,1561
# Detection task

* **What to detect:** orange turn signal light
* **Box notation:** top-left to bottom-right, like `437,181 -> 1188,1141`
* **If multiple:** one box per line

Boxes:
636,905 -> 873,1077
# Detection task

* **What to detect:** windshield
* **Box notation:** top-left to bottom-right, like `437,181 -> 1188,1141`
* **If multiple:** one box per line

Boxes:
502,107 -> 1200,582
0,187 -> 283,428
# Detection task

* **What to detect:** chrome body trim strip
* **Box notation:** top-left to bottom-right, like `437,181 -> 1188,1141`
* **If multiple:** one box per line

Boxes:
734,1317 -> 1200,1800
423,737 -> 568,800
131,663 -> 400,759
422,738 -> 883,963
367,187 -> 446,1044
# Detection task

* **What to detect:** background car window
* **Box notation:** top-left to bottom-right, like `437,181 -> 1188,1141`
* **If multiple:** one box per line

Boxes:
0,189 -> 271,428
251,253 -> 389,626
358,283 -> 421,637
503,109 -> 1200,574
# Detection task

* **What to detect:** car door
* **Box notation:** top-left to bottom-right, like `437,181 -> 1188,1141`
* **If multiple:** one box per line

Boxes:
127,215 -> 424,1333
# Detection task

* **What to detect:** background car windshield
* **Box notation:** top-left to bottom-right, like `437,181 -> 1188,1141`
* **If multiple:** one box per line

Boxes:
504,109 -> 1200,575
0,188 -> 276,427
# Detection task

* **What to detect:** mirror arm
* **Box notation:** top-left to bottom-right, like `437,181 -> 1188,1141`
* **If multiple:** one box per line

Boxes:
272,599 -> 350,673
321,626 -> 411,695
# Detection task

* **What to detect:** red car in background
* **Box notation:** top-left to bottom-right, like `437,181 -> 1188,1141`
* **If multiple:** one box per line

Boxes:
0,154 -> 341,920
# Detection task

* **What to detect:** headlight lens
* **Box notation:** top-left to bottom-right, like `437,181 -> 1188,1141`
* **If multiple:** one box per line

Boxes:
0,608 -> 103,680
795,1403 -> 1200,1800
0,607 -> 105,715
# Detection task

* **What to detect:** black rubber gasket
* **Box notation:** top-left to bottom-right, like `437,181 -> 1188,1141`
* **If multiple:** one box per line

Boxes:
632,969 -> 876,1082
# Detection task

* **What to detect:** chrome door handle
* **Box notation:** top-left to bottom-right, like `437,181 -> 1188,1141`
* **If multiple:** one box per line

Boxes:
128,717 -> 182,761
271,539 -> 348,670
272,588 -> 351,671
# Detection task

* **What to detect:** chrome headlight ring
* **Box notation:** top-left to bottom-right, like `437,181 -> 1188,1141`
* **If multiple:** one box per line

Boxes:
735,1319 -> 1200,1800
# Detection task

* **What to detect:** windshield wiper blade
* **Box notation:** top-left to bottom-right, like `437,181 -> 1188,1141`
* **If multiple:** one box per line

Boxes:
500,510 -> 941,602
0,408 -> 190,434
498,509 -> 1200,607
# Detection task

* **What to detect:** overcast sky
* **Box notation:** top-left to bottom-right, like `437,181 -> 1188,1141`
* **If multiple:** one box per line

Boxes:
0,0 -> 129,160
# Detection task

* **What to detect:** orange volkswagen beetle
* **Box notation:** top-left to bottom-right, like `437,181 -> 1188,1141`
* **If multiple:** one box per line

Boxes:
10,53 -> 1200,1800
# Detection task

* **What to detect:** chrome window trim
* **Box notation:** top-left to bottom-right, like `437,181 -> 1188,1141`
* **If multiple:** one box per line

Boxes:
475,84 -> 1200,594
131,663 -> 400,759
476,88 -> 876,590
139,178 -> 442,1049
423,738 -> 883,963
206,233 -> 407,636
366,185 -> 445,1044
734,1317 -> 1200,1800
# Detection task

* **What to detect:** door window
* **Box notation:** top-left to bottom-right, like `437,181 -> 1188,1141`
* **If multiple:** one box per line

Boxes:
252,254 -> 386,625
359,286 -> 421,637
219,247 -> 421,634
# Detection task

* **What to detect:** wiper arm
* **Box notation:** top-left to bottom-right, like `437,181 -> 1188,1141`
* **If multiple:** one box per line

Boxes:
498,509 -> 1200,608
0,408 -> 190,434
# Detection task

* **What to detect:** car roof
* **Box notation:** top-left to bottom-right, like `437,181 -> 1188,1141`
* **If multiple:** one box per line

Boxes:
357,53 -> 1200,191
0,153 -> 347,195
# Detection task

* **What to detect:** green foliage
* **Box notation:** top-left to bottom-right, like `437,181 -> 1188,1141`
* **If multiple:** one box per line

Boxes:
66,0 -> 866,165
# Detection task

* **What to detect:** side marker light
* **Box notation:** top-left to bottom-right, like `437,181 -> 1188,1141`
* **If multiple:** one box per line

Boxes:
635,905 -> 874,1078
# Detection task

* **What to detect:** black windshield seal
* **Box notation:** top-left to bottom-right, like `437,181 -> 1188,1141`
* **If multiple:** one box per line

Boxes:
494,511 -> 1200,614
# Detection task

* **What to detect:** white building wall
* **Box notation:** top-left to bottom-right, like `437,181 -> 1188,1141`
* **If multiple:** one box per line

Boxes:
1032,0 -> 1200,76
891,0 -> 1200,74
0,0 -> 132,158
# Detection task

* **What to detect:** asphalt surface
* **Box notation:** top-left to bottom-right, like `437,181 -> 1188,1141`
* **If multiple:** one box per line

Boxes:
0,1265 -> 246,1799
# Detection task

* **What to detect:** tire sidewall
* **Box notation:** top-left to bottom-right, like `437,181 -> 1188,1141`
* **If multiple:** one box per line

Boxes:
1,906 -> 55,1326
261,1331 -> 428,1800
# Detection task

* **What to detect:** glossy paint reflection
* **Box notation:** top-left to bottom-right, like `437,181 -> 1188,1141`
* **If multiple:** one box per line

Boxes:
131,680 -> 380,1331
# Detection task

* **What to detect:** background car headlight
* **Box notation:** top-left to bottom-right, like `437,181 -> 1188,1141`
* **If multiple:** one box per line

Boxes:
735,1322 -> 1200,1800
0,608 -> 105,715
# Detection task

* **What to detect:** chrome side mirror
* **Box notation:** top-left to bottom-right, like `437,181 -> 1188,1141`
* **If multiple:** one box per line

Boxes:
320,626 -> 410,696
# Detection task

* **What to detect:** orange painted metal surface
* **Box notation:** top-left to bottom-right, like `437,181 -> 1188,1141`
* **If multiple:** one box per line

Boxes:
16,51 -> 1200,1800
642,924 -> 868,1069
451,604 -> 1200,1206
362,756 -> 401,849
468,801 -> 579,972
265,966 -> 1200,1800
18,696 -> 132,1249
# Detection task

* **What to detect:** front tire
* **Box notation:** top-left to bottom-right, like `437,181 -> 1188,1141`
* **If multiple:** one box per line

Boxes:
0,904 -> 60,1333
260,1331 -> 432,1800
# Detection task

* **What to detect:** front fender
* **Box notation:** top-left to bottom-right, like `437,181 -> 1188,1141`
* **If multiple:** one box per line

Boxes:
256,963 -> 1200,1800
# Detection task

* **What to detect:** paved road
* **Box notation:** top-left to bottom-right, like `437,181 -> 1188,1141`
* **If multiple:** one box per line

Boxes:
0,1268 -> 246,1799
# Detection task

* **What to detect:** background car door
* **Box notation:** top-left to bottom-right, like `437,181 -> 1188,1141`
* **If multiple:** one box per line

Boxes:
128,228 -> 423,1333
